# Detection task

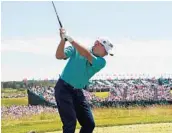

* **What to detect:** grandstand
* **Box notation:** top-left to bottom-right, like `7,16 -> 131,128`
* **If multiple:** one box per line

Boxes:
27,78 -> 172,107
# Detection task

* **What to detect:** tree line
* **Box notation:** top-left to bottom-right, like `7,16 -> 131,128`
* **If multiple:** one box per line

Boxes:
1,80 -> 57,89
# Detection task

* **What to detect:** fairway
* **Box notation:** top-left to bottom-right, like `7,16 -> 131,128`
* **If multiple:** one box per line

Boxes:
46,123 -> 172,133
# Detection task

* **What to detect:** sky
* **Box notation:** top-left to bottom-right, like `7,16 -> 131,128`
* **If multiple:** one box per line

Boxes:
1,1 -> 172,81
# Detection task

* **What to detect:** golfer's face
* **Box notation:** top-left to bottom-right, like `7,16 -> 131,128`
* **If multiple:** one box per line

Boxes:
94,41 -> 107,57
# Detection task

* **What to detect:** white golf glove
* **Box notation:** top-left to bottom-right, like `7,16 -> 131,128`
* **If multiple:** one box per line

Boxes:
62,33 -> 74,43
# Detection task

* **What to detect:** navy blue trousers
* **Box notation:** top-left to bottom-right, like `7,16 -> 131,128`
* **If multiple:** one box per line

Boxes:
54,78 -> 95,133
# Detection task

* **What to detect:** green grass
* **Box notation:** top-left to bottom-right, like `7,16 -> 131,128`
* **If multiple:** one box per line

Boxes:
1,97 -> 28,106
47,123 -> 172,133
1,90 -> 172,133
93,92 -> 109,98
1,88 -> 28,106
2,105 -> 172,133
1,88 -> 27,93
1,88 -> 27,98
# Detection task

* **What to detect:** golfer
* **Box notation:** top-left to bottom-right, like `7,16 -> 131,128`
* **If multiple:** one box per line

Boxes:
54,28 -> 114,133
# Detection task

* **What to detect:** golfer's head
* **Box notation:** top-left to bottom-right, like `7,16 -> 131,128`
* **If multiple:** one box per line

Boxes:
93,37 -> 114,57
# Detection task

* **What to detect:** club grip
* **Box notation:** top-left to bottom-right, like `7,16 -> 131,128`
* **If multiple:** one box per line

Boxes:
59,23 -> 67,42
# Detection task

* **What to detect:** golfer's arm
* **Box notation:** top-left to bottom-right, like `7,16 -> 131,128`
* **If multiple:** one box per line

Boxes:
71,41 -> 93,64
55,40 -> 67,59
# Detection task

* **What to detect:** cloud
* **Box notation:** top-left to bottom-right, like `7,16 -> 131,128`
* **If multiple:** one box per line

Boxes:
115,39 -> 172,56
1,36 -> 58,56
1,36 -> 172,81
2,36 -> 172,56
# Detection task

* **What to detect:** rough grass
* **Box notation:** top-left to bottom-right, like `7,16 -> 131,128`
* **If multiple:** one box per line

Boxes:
2,105 -> 172,133
1,97 -> 28,106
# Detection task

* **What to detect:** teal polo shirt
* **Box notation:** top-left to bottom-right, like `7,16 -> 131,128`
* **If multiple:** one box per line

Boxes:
60,46 -> 106,89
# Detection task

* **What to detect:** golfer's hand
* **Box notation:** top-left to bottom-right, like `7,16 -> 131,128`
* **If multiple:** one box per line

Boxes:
59,28 -> 66,40
60,28 -> 74,43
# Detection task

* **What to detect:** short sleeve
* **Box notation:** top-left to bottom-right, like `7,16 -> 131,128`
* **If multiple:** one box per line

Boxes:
64,46 -> 75,59
91,55 -> 106,71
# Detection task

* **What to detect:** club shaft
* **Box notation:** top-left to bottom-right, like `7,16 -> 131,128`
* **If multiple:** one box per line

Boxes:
52,1 -> 63,28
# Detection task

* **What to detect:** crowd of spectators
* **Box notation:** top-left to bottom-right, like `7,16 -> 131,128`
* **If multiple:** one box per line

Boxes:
1,105 -> 56,120
28,78 -> 172,105
29,86 -> 55,103
2,78 -> 172,119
